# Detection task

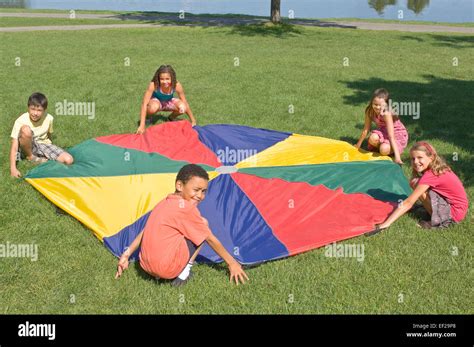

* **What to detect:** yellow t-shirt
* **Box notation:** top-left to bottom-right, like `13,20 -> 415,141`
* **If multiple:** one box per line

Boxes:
10,112 -> 54,144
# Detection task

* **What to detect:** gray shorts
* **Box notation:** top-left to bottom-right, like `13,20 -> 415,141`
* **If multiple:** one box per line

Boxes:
18,138 -> 65,161
429,190 -> 455,228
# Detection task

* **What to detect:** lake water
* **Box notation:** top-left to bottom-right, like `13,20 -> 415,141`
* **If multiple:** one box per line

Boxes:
2,0 -> 473,23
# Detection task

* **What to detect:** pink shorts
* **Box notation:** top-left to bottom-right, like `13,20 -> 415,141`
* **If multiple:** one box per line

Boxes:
151,98 -> 179,112
368,129 -> 408,154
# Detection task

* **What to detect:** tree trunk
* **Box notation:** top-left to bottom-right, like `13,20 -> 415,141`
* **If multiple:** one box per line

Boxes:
271,0 -> 281,23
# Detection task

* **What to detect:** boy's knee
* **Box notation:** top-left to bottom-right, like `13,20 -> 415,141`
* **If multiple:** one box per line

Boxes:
58,153 -> 74,165
65,156 -> 74,165
19,125 -> 33,138
379,143 -> 391,155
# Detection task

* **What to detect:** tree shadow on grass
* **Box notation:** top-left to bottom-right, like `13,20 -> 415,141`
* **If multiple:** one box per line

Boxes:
107,11 -> 356,38
227,22 -> 302,38
399,35 -> 424,43
399,34 -> 474,49
226,19 -> 356,38
339,75 -> 474,187
429,34 -> 474,49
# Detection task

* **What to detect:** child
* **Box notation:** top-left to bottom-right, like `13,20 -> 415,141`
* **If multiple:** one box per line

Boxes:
136,65 -> 196,134
115,164 -> 249,286
355,88 -> 408,164
9,92 -> 74,178
367,141 -> 468,234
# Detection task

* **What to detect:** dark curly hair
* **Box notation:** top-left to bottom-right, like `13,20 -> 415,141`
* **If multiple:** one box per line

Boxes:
176,164 -> 209,185
151,65 -> 177,90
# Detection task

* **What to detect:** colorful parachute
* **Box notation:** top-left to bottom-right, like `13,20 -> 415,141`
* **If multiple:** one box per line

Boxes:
25,121 -> 411,264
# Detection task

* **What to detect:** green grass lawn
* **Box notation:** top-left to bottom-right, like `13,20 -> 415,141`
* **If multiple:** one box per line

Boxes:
0,20 -> 473,314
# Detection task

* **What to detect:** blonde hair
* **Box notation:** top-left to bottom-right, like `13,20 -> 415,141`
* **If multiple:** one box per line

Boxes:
365,88 -> 399,121
410,141 -> 451,178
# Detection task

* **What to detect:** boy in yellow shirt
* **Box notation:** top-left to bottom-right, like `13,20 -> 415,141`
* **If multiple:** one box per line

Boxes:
10,93 -> 74,178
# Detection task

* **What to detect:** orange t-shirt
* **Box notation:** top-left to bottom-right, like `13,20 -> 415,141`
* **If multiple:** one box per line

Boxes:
139,194 -> 212,279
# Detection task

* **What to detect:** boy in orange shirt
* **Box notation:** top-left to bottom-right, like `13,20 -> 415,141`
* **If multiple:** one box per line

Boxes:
115,164 -> 249,286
